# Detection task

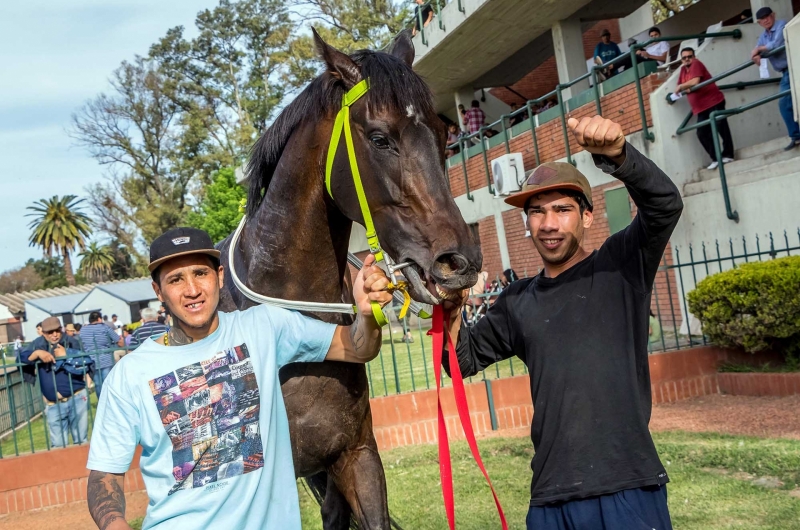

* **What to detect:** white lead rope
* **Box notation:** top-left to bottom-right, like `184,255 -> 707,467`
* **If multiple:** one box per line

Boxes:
228,215 -> 431,317
228,215 -> 356,313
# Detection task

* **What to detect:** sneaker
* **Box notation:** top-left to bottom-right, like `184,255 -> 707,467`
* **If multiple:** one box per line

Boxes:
706,161 -> 719,170
784,139 -> 800,151
722,157 -> 734,163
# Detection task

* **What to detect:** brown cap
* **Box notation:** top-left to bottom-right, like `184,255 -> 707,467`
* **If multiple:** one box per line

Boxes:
41,316 -> 62,333
504,162 -> 593,210
65,323 -> 76,332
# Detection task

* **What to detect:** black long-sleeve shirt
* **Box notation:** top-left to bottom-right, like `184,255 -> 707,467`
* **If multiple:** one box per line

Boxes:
449,144 -> 683,506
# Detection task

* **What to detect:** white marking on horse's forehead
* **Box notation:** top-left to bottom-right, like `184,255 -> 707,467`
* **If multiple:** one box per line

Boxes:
405,104 -> 415,117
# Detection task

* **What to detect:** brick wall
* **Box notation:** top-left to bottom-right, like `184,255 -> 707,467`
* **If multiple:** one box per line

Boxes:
490,20 -> 622,105
477,217 -> 504,281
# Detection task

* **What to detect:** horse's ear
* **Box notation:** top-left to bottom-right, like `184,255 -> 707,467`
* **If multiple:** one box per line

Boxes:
312,27 -> 361,88
386,29 -> 415,67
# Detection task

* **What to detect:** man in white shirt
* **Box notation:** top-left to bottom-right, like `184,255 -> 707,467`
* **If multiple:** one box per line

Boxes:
86,227 -> 394,530
637,27 -> 670,66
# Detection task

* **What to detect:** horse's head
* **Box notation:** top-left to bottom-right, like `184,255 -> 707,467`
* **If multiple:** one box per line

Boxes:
315,30 -> 481,305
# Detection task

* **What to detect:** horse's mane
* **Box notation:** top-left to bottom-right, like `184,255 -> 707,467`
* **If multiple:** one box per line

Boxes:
246,49 -> 434,217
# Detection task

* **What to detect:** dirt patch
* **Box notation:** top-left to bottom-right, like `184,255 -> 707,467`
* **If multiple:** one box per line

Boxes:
650,394 -> 800,439
0,491 -> 147,530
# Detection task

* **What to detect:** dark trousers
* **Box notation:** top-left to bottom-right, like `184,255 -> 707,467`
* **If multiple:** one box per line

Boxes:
526,485 -> 673,530
696,101 -> 734,162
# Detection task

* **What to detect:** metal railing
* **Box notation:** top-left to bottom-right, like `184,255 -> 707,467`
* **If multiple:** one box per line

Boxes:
676,45 -> 787,222
444,29 -> 744,191
3,226 -> 797,454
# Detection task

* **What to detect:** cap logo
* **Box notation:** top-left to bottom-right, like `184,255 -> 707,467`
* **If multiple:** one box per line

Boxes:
172,237 -> 190,245
527,166 -> 558,186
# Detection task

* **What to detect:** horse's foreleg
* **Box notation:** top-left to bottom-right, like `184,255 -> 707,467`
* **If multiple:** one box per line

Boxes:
328,433 -> 390,530
318,472 -> 353,530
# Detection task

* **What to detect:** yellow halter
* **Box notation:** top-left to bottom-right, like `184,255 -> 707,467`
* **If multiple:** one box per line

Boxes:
324,79 -> 413,323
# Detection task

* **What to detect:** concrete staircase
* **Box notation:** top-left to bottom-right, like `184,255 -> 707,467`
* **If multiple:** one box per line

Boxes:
684,137 -> 800,196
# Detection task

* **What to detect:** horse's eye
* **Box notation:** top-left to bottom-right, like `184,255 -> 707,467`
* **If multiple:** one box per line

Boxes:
370,135 -> 390,149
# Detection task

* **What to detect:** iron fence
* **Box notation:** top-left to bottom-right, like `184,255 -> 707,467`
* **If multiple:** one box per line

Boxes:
1,228 -> 797,457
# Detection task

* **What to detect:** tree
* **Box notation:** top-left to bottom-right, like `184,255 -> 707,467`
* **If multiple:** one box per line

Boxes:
149,0 -> 294,151
186,167 -> 246,243
27,195 -> 92,286
79,242 -> 116,283
28,257 -> 69,290
0,264 -> 43,294
72,58 -> 193,247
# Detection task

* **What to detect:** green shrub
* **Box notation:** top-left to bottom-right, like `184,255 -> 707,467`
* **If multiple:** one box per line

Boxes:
687,256 -> 800,364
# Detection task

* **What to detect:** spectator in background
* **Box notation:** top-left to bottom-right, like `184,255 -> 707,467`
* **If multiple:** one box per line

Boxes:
111,314 -> 124,336
36,322 -> 43,336
74,323 -> 82,333
102,314 -> 114,330
65,323 -> 77,338
674,48 -> 734,170
412,0 -> 433,37
636,27 -> 670,66
129,307 -> 168,349
464,99 -> 487,135
752,7 -> 799,150
123,327 -> 134,347
18,317 -> 88,448
509,102 -> 527,126
501,269 -> 518,288
13,336 -> 23,354
446,123 -> 462,158
80,311 -> 123,397
594,29 -> 624,76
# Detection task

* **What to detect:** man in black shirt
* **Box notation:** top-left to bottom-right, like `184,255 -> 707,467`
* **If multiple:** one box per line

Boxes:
444,115 -> 682,529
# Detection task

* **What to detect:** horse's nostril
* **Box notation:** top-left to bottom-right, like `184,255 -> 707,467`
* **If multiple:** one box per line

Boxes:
435,252 -> 470,275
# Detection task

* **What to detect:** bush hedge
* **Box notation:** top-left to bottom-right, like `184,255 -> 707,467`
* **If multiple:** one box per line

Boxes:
687,256 -> 800,364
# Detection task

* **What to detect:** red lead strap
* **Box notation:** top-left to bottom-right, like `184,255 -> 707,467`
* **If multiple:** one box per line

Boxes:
431,305 -> 508,530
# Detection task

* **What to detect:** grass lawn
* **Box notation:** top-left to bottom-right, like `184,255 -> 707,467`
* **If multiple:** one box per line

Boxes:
367,322 -> 528,397
297,431 -> 800,529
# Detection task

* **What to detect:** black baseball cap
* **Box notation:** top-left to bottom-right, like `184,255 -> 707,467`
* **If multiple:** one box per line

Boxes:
756,7 -> 772,19
601,28 -> 611,37
148,227 -> 221,272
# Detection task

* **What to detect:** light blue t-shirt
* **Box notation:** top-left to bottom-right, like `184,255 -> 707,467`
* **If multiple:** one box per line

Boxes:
87,305 -> 336,529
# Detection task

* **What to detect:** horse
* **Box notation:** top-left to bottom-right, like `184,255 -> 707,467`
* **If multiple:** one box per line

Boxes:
217,29 -> 482,529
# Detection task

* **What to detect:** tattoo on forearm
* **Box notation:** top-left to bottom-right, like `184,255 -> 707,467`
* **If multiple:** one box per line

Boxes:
167,324 -> 194,346
350,316 -> 366,353
88,471 -> 126,529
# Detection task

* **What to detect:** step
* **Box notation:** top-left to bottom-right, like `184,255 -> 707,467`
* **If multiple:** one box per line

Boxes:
735,136 -> 792,159
684,156 -> 800,196
694,142 -> 800,183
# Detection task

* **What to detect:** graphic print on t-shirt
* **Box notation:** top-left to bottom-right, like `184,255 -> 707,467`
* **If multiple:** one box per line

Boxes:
148,343 -> 263,494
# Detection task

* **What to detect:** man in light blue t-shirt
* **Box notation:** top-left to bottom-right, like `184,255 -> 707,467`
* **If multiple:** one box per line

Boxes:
86,227 -> 393,530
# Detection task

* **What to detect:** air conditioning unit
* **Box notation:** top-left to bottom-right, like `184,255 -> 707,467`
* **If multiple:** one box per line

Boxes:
491,153 -> 524,197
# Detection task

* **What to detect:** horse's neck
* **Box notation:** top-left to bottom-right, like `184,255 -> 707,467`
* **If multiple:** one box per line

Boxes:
242,122 -> 352,308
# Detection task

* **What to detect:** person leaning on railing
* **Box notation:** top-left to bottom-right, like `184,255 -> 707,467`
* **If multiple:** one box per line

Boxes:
442,115 -> 683,529
17,316 -> 91,448
673,48 -> 735,170
752,7 -> 800,151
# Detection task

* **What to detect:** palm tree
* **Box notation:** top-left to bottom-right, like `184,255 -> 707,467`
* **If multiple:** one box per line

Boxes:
27,195 -> 92,286
79,242 -> 115,283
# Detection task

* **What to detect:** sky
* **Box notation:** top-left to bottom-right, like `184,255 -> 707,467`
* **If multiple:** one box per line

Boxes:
0,0 -> 216,273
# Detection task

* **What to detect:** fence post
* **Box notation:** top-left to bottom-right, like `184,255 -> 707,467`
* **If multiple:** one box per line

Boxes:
556,86 -> 573,165
591,68 -> 602,115
484,379 -> 498,430
479,127 -> 495,194
711,111 -> 739,222
459,138 -> 474,201
630,49 -> 655,142
527,102 -> 541,167
435,0 -> 445,30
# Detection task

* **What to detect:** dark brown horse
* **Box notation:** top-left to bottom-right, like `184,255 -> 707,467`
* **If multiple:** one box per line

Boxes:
217,29 -> 481,529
